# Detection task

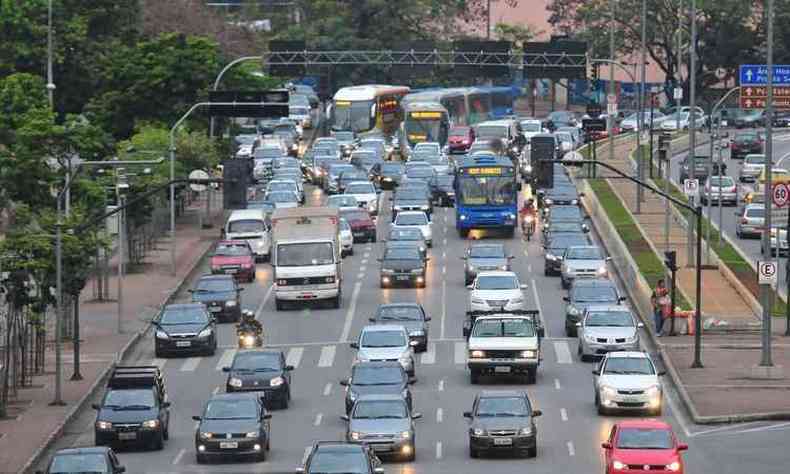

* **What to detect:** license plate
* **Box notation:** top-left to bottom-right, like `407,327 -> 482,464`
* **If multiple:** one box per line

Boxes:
493,438 -> 512,445
373,445 -> 391,452
209,307 -> 221,312
176,341 -> 191,347
494,366 -> 511,373
353,232 -> 364,237
225,269 -> 238,274
396,275 -> 410,281
118,432 -> 137,441
220,442 -> 238,449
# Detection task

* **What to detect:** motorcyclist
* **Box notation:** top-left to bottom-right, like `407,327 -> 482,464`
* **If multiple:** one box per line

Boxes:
520,198 -> 537,236
237,310 -> 263,335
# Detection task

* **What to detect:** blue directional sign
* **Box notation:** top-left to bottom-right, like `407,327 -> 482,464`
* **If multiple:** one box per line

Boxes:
740,65 -> 790,85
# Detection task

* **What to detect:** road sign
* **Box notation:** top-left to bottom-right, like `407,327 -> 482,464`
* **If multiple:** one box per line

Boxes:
683,178 -> 699,197
673,87 -> 683,100
772,207 -> 789,223
582,118 -> 607,132
740,86 -> 790,98
740,97 -> 790,109
773,183 -> 790,207
739,64 -> 790,85
189,169 -> 210,192
607,93 -> 617,104
715,67 -> 727,80
758,261 -> 778,286
607,103 -> 617,116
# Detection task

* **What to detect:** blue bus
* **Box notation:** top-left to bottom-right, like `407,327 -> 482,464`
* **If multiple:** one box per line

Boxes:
454,153 -> 519,237
478,86 -> 518,119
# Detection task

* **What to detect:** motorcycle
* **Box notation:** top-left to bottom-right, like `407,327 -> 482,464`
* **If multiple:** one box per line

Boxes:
522,214 -> 536,241
238,328 -> 263,349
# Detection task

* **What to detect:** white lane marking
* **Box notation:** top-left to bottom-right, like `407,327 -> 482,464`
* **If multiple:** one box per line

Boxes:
530,279 -> 547,335
361,258 -> 368,264
523,248 -> 529,257
720,421 -> 790,436
438,379 -> 445,391
323,383 -> 333,396
442,265 -> 446,275
560,408 -> 568,421
357,272 -> 365,279
554,378 -> 562,390
688,422 -> 764,438
212,386 -> 220,395
255,284 -> 275,319
286,347 -> 304,368
152,358 -> 167,369
318,345 -> 336,367
528,264 -> 532,273
436,408 -> 443,423
340,281 -> 363,342
440,280 -> 447,339
215,349 -> 237,371
436,441 -> 443,460
553,341 -> 573,364
442,251 -> 446,259
302,446 -> 311,466
567,441 -> 575,456
314,413 -> 323,426
443,237 -> 448,245
172,448 -> 186,465
179,357 -> 201,372
364,252 -> 370,258
454,342 -> 467,364
421,343 -> 436,364
776,150 -> 790,166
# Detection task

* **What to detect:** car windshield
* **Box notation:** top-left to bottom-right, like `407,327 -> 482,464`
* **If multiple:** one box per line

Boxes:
450,127 -> 470,137
458,175 -> 517,206
572,285 -> 618,302
521,122 -> 541,132
214,243 -> 251,257
389,228 -> 422,241
406,167 -> 434,178
329,165 -> 354,176
476,396 -> 530,417
346,183 -> 375,194
550,222 -> 583,232
395,190 -> 425,201
196,278 -> 235,293
616,428 -> 674,450
433,176 -> 454,186
268,181 -> 296,192
745,155 -> 766,164
604,357 -> 655,375
342,210 -> 369,221
382,163 -> 404,174
476,125 -> 507,140
737,133 -> 759,141
549,206 -> 582,219
232,352 -> 281,371
49,453 -> 109,473
340,173 -> 366,182
708,177 -> 734,187
334,131 -> 354,141
104,388 -> 155,409
395,214 -> 428,225
353,400 -> 408,419
228,219 -> 264,233
549,237 -> 588,252
472,319 -> 535,338
309,450 -> 368,473
586,311 -> 634,327
566,247 -> 604,260
267,191 -> 297,202
384,247 -> 421,260
160,307 -> 209,325
476,275 -> 518,290
745,207 -> 765,218
469,246 -> 505,258
277,242 -> 334,266
378,306 -> 422,321
328,196 -> 358,207
361,330 -> 407,348
353,366 -> 404,385
204,399 -> 257,420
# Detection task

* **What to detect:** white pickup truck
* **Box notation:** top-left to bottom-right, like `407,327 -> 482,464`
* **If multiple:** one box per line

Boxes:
463,310 -> 544,385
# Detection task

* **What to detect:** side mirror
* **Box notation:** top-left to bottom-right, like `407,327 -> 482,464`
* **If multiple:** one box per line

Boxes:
462,327 -> 471,338
340,414 -> 350,421
677,443 -> 689,451
412,412 -> 423,419
592,369 -> 600,375
575,322 -> 582,327
537,326 -> 545,338
238,287 -> 245,292
619,296 -> 627,302
605,257 -> 612,261
531,409 -> 542,417
466,284 -> 474,290
637,322 -> 645,328
409,340 -> 419,347
91,403 -> 100,410
369,317 -> 376,322
222,367 -> 231,372
285,365 -> 295,371
263,413 -> 272,419
562,296 -> 570,302
424,316 -> 432,321
602,442 -> 612,450
192,415 -> 202,421
339,379 -> 349,386
162,401 -> 171,408
463,411 -> 472,418
460,256 -> 467,260
376,258 -> 382,262
425,257 -> 430,261
657,370 -> 667,376
350,342 -> 359,349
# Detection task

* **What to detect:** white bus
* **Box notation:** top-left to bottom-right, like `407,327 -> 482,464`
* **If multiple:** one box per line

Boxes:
329,84 -> 410,135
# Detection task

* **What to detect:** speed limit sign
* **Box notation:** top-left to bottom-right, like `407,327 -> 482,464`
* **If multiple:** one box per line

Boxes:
772,183 -> 790,208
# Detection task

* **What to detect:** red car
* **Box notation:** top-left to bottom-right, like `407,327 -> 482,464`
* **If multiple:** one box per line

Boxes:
448,126 -> 475,153
603,420 -> 688,473
339,208 -> 377,243
209,240 -> 256,282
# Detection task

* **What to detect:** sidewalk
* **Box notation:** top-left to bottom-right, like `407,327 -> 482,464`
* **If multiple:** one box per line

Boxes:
591,137 -> 790,420
1,199 -> 223,473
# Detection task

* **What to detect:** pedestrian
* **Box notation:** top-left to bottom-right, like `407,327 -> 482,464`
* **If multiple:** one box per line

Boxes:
651,279 -> 670,337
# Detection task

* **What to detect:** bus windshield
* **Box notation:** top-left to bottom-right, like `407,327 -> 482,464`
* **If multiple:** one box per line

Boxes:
333,100 -> 374,133
457,175 -> 517,206
405,115 -> 447,146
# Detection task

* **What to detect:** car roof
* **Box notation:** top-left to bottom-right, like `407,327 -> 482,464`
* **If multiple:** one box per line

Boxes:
353,360 -> 404,369
54,446 -> 112,455
476,270 -> 517,277
605,351 -> 650,359
470,243 -> 504,249
378,302 -> 422,310
164,302 -> 205,310
361,324 -> 407,333
584,305 -> 632,312
198,274 -> 235,282
571,279 -> 616,288
354,393 -> 408,402
233,349 -> 282,358
313,442 -> 367,453
477,389 -> 527,398
209,392 -> 261,402
615,419 -> 672,430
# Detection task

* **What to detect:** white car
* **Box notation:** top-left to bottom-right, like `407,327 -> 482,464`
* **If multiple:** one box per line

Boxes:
660,111 -> 706,131
413,142 -> 442,157
266,179 -> 302,204
344,181 -> 379,216
468,271 -> 527,312
351,325 -> 417,376
338,218 -> 354,256
593,351 -> 664,416
520,119 -> 545,143
392,211 -> 432,247
326,194 -> 360,212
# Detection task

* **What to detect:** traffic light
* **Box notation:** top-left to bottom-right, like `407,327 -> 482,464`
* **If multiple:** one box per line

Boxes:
664,250 -> 677,271
591,64 -> 599,82
222,158 -> 252,210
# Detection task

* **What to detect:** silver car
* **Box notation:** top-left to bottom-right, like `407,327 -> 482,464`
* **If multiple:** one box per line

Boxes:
735,204 -> 765,239
351,325 -> 417,376
739,154 -> 767,183
343,394 -> 421,461
577,306 -> 643,361
701,176 -> 737,206
462,243 -> 513,285
560,245 -> 610,289
592,351 -> 665,416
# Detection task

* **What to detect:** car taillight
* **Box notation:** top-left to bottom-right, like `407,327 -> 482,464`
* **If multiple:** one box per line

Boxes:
741,218 -> 748,224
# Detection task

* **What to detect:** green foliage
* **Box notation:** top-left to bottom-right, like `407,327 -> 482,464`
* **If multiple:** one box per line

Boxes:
493,22 -> 540,46
0,72 -> 49,145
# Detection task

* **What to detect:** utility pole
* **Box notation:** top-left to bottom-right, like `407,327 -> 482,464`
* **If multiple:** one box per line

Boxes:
638,0 -> 647,203
761,0 -> 775,368
46,0 -> 55,109
608,0 -> 616,165
688,0 -> 698,269
486,0 -> 492,40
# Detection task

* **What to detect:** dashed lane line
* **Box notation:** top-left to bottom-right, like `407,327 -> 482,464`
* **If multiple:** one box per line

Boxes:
438,379 -> 445,391
553,341 -> 573,364
314,413 -> 323,426
215,349 -> 236,371
172,448 -> 186,465
436,441 -> 443,460
421,343 -> 436,364
440,280 -> 447,339
318,345 -> 336,368
554,378 -> 562,390
179,357 -> 201,372
531,279 -> 547,335
286,347 -> 304,369
254,284 -> 274,319
436,408 -> 443,423
567,441 -> 575,456
339,281 -> 363,342
323,383 -> 333,396
560,408 -> 568,421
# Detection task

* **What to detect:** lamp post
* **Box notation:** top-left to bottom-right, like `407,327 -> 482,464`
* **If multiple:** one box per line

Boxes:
760,0 -> 775,368
607,0 -> 616,166
46,0 -> 55,109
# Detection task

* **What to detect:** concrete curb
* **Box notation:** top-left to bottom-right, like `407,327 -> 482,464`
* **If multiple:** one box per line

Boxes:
19,238 -> 216,474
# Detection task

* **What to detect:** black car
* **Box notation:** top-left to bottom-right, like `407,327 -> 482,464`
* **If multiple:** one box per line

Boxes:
190,274 -> 243,323
730,131 -> 763,159
40,447 -> 125,474
340,361 -> 414,414
371,162 -> 405,190
223,349 -> 294,408
154,303 -> 217,357
386,227 -> 428,260
391,188 -> 432,220
543,234 -> 589,276
430,175 -> 456,207
92,366 -> 170,450
193,393 -> 272,463
464,390 -> 541,458
297,441 -> 383,474
542,221 -> 589,244
543,205 -> 586,233
563,279 -> 625,336
543,186 -> 582,207
339,170 -> 369,193
369,303 -> 431,352
773,111 -> 790,128
379,246 -> 428,288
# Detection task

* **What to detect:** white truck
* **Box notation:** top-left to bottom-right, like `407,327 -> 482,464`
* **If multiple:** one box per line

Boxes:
271,207 -> 342,310
463,310 -> 544,385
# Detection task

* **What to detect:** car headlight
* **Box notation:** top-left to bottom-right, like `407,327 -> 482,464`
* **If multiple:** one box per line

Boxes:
245,431 -> 259,438
568,305 -> 580,316
200,431 -> 213,439
508,213 -> 516,220
646,384 -> 661,397
544,198 -> 553,205
510,297 -> 524,305
420,205 -> 429,211
142,419 -> 160,429
198,328 -> 213,338
410,268 -> 424,274
471,297 -> 485,304
228,377 -> 243,388
270,376 -> 285,387
381,269 -> 395,274
459,214 -> 467,220
546,253 -> 556,261
666,461 -> 681,472
597,266 -> 608,276
255,240 -> 265,248
95,421 -> 112,430
325,275 -> 336,283
473,428 -> 485,436
155,330 -> 169,339
469,350 -> 485,358
613,460 -> 626,470
571,199 -> 579,205
401,430 -> 411,439
519,426 -> 532,435
350,431 -> 361,440
520,350 -> 537,358
601,385 -> 617,398
226,300 -> 237,307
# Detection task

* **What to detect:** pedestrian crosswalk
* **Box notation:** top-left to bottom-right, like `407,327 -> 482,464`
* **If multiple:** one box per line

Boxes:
150,339 -> 579,373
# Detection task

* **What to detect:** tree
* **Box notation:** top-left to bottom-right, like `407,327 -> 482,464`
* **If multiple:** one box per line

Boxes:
0,73 -> 49,146
493,22 -> 541,46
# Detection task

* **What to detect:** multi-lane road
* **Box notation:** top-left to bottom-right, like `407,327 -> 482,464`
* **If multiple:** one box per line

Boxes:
37,146 -> 790,474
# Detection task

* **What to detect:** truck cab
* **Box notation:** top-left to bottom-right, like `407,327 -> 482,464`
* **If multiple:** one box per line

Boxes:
463,310 -> 544,385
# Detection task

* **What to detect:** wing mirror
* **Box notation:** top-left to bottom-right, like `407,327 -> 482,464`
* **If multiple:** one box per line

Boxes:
531,409 -> 542,417
537,326 -> 545,338
592,369 -> 601,375
339,379 -> 349,386
91,403 -> 100,410
412,412 -> 423,419
162,401 -> 171,408
462,326 -> 471,338
340,414 -> 350,422
637,322 -> 645,328
466,284 -> 474,290
463,411 -> 472,418
657,370 -> 667,376
192,415 -> 202,421
374,468 -> 385,474
263,413 -> 272,419
677,443 -> 689,451
424,316 -> 431,321
409,340 -> 419,347
562,296 -> 570,302
285,365 -> 295,371
602,442 -> 612,449
349,342 -> 359,349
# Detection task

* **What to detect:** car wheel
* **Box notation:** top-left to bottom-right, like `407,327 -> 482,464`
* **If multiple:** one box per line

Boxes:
155,347 -> 164,358
526,368 -> 537,385
597,404 -> 608,416
544,266 -> 550,276
332,294 -> 341,309
278,395 -> 289,410
196,453 -> 207,464
470,369 -> 481,385
565,324 -> 577,338
349,247 -> 354,256
151,430 -> 165,450
275,298 -> 284,311
163,423 -> 169,440
469,445 -> 480,458
528,446 -> 538,458
256,448 -> 267,462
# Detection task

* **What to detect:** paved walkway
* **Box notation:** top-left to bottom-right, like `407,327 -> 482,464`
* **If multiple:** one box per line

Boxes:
0,196 -> 222,473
